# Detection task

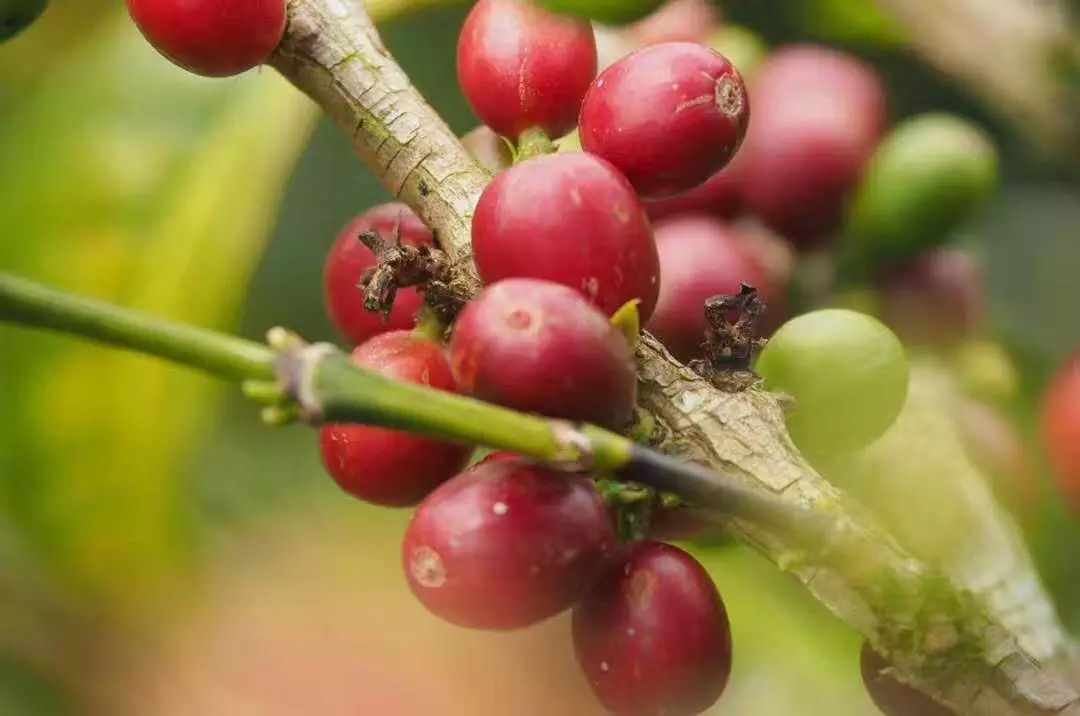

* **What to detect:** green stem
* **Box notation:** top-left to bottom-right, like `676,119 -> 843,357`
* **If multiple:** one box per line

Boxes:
0,272 -> 276,381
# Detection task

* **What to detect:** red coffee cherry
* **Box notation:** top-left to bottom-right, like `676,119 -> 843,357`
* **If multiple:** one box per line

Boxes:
126,0 -> 286,77
319,331 -> 471,507
1042,353 -> 1080,519
403,455 -> 616,630
573,541 -> 732,716
646,215 -> 778,362
646,169 -> 741,222
450,278 -> 638,429
860,644 -> 955,715
736,45 -> 887,246
579,42 -> 749,199
473,153 -> 660,320
878,249 -> 985,346
323,204 -> 433,346
457,0 -> 597,140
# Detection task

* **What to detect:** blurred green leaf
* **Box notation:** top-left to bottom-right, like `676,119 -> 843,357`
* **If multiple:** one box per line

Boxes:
0,0 -> 47,42
0,12 -> 317,607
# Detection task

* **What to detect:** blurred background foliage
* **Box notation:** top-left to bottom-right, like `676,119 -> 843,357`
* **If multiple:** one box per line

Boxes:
0,0 -> 1077,713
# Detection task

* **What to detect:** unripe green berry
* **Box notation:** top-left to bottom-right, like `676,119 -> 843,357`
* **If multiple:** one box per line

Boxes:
757,309 -> 908,456
846,113 -> 999,269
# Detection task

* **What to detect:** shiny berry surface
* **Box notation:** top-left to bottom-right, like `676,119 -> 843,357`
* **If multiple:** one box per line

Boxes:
646,215 -> 776,362
573,541 -> 732,716
403,456 -> 616,630
580,42 -> 749,198
1042,353 -> 1080,519
319,331 -> 471,507
473,152 -> 660,320
323,204 -> 433,346
735,45 -> 887,245
457,0 -> 597,140
126,0 -> 285,77
449,278 -> 637,429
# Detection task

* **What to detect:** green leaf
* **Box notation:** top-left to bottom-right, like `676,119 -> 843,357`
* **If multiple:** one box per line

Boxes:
0,13 -> 317,606
533,0 -> 664,25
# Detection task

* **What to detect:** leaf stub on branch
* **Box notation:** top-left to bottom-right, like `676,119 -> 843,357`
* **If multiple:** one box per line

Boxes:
269,0 -> 1080,712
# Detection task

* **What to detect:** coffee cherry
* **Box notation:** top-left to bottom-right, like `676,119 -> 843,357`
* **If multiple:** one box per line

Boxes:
645,169 -> 741,222
573,542 -> 732,716
847,114 -> 998,266
736,45 -> 887,246
626,0 -> 721,46
449,278 -> 638,429
126,0 -> 285,77
319,331 -> 471,507
473,153 -> 660,320
579,42 -> 749,198
1042,353 -> 1080,519
756,309 -> 908,456
323,204 -> 433,346
457,0 -> 597,141
860,644 -> 955,715
646,215 -> 776,362
403,456 -> 616,630
877,249 -> 985,346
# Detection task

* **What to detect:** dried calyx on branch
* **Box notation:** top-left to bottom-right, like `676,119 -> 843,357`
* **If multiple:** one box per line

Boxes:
269,1 -> 1080,713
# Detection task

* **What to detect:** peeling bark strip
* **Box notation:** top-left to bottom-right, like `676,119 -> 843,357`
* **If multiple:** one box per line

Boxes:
270,1 -> 1079,712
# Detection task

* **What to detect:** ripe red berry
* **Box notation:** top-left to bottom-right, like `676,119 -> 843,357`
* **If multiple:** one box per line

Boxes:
646,215 -> 778,362
735,45 -> 887,246
473,153 -> 660,320
323,204 -> 434,346
573,541 -> 732,716
579,42 -> 749,199
403,455 -> 616,630
646,169 -> 741,222
1042,353 -> 1080,519
450,278 -> 638,429
860,644 -> 955,715
457,0 -> 597,140
877,249 -> 985,346
126,0 -> 285,77
319,331 -> 471,507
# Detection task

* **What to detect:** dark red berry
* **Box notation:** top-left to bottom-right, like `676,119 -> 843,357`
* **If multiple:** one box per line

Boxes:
126,0 -> 285,77
403,456 -> 616,630
646,169 -> 741,222
735,45 -> 887,246
646,215 -> 779,362
573,542 -> 732,716
323,204 -> 433,346
473,153 -> 660,320
450,278 -> 638,429
319,331 -> 471,507
1042,353 -> 1080,519
580,42 -> 749,198
457,0 -> 597,140
878,249 -> 985,346
860,644 -> 955,715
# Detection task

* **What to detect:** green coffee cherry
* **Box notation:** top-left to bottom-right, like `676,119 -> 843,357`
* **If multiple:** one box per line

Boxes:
533,0 -> 665,25
0,0 -> 46,41
706,25 -> 768,81
756,309 -> 908,456
845,113 -> 999,269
